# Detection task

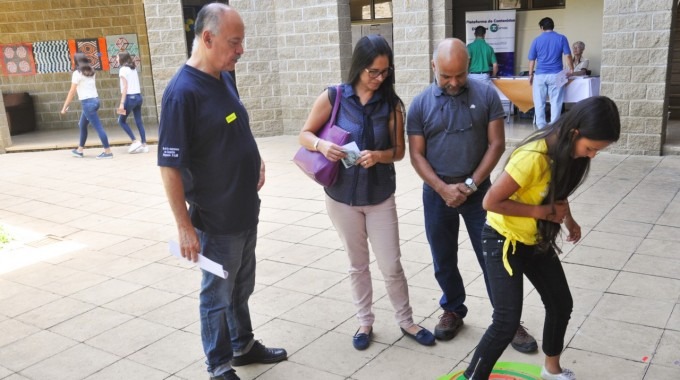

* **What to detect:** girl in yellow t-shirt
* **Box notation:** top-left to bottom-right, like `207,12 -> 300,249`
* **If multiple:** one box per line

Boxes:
463,96 -> 621,380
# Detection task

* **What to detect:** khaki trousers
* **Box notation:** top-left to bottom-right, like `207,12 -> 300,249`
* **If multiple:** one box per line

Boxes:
325,194 -> 415,329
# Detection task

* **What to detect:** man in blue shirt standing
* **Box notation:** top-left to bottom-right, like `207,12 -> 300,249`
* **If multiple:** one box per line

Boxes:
528,17 -> 573,129
158,4 -> 286,380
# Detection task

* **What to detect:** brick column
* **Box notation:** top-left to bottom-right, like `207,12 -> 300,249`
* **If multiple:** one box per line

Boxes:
144,0 -> 188,120
393,0 -> 448,108
0,96 -> 10,153
601,0 -> 674,155
234,0 -> 351,136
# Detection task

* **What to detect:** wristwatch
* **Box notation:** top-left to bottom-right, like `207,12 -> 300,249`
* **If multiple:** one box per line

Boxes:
465,177 -> 477,192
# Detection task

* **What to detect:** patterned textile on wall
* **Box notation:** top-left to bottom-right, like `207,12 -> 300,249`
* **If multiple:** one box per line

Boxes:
1,43 -> 36,76
106,34 -> 140,74
33,40 -> 71,73
68,38 -> 109,71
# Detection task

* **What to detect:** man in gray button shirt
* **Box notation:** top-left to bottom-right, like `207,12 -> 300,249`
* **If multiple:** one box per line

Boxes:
407,38 -> 537,353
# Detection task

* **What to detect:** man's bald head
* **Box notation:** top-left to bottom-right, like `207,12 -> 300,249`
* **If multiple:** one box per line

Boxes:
432,38 -> 469,96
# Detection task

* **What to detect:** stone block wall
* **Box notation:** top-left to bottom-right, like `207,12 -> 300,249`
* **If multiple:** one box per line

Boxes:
0,96 -> 9,153
601,0 -> 674,155
0,0 -> 157,134
234,0 -> 352,136
143,0 -> 187,120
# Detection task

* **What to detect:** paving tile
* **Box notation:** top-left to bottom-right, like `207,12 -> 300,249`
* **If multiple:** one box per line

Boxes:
276,268 -> 347,295
103,286 -> 181,316
591,293 -> 674,328
252,318 -> 328,357
291,331 -> 386,377
255,238 -> 295,260
71,278 -> 144,305
15,296 -> 95,329
117,262 -> 186,286
647,224 -> 680,242
298,229 -> 344,250
653,329 -> 680,369
50,306 -> 134,342
558,347 -> 647,379
265,242 -> 334,266
140,296 -> 199,330
0,279 -> 32,301
128,330 -> 203,374
308,249 -> 352,274
257,361 -> 344,380
20,343 -> 119,380
0,365 -> 11,378
399,240 -> 434,264
644,364 -> 680,379
561,262 -> 618,291
293,213 -> 335,229
373,283 -> 440,319
264,224 -> 325,244
84,358 -> 170,380
249,286 -> 313,318
86,318 -> 174,357
0,287 -> 62,318
562,244 -> 631,270
0,319 -> 39,348
636,237 -> 680,260
255,259 -> 302,286
87,255 -> 150,277
570,316 -> 662,362
353,345 -> 453,380
279,295 -> 355,331
150,268 -> 202,296
609,271 -> 680,302
668,304 -> 680,331
623,253 -> 680,280
39,269 -> 109,296
578,230 -> 643,253
99,237 -> 162,257
0,330 -> 77,371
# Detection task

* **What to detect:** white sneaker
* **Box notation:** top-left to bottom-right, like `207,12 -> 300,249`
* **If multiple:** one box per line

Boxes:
138,145 -> 149,153
541,367 -> 576,380
128,141 -> 142,153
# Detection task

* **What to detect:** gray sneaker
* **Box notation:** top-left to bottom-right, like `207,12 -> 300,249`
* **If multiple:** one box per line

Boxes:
511,323 -> 538,353
96,152 -> 113,160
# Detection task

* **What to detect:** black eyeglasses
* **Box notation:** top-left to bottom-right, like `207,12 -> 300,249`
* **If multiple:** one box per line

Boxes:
364,67 -> 393,79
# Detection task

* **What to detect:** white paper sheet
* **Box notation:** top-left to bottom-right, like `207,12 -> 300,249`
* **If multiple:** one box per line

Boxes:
341,141 -> 361,168
169,240 -> 229,279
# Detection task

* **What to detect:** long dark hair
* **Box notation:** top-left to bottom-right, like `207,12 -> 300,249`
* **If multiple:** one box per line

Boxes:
73,52 -> 94,77
347,34 -> 403,150
118,51 -> 136,70
519,96 -> 620,253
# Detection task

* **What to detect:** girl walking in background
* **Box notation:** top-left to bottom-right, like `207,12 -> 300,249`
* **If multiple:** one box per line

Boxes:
61,52 -> 112,159
463,96 -> 621,380
116,51 -> 148,154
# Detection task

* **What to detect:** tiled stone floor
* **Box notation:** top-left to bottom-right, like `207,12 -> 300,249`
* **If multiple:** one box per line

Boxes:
1,125 -> 679,379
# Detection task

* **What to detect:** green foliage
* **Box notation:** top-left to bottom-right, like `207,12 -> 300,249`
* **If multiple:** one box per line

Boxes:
0,226 -> 11,247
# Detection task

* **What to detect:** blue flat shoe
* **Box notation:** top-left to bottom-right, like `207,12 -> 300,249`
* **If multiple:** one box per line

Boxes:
352,327 -> 372,350
401,325 -> 436,346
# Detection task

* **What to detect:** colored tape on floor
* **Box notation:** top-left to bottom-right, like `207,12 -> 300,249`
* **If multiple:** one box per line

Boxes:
438,362 -> 542,380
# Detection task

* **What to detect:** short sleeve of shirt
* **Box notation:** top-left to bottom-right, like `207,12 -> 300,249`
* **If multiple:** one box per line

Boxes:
119,66 -> 129,79
71,70 -> 81,85
406,92 -> 425,136
561,35 -> 571,55
158,96 -> 192,168
528,39 -> 537,60
504,139 -> 551,205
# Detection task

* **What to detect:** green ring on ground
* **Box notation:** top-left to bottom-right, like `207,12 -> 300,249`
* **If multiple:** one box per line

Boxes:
438,361 -> 542,380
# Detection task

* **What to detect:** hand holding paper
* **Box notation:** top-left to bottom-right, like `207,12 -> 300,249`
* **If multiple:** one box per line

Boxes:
169,240 -> 229,279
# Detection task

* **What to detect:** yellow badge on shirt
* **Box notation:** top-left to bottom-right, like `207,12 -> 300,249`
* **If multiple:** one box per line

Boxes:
226,112 -> 237,124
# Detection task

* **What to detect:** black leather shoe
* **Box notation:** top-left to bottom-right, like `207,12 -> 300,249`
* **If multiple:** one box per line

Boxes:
231,341 -> 287,367
210,369 -> 240,380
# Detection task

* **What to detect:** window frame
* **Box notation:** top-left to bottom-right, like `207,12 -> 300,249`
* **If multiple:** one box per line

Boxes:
497,0 -> 565,11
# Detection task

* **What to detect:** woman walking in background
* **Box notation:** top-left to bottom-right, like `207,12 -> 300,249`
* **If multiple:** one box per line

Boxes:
61,52 -> 113,159
298,34 -> 435,350
463,96 -> 621,380
116,51 -> 148,154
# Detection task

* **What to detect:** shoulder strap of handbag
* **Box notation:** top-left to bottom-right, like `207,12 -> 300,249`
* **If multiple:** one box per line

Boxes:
328,84 -> 342,125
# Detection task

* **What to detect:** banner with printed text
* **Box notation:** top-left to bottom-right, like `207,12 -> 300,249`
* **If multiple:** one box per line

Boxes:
465,10 -> 516,77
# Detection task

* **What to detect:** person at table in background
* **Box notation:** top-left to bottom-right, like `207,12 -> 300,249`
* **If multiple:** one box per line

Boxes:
528,17 -> 574,129
116,51 -> 149,154
462,96 -> 621,380
299,34 -> 436,351
571,41 -> 589,76
60,52 -> 113,159
158,4 -> 286,380
408,38 -> 537,353
467,26 -> 498,85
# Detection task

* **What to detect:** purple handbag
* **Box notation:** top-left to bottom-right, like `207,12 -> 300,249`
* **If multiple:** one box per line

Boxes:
293,85 -> 350,187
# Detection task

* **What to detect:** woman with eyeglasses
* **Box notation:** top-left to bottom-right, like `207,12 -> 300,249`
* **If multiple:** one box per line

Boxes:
299,34 -> 436,350
462,96 -> 621,380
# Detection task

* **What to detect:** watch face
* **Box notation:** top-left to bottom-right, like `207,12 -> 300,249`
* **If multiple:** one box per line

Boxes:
465,178 -> 473,185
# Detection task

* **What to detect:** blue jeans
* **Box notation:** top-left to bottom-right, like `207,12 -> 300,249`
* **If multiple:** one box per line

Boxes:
117,94 -> 146,143
422,179 -> 491,317
533,73 -> 565,128
78,98 -> 110,148
198,228 -> 257,376
464,225 -> 573,379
